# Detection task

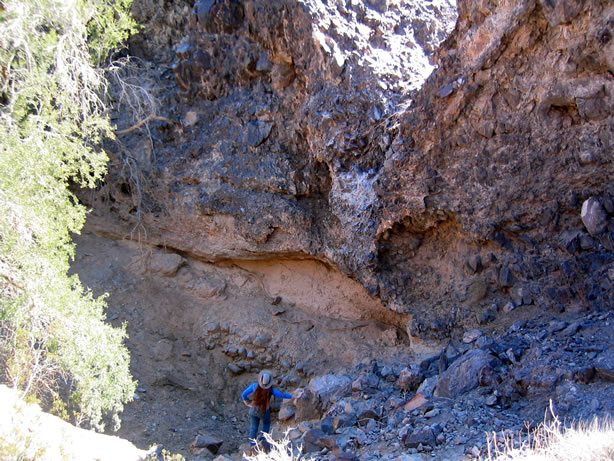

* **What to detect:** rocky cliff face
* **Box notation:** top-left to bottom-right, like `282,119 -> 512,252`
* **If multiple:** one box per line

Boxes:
73,0 -> 614,456
86,0 -> 459,335
88,0 -> 613,343
377,0 -> 614,340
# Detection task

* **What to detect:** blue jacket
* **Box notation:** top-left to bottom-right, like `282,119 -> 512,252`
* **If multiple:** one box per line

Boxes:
242,383 -> 292,402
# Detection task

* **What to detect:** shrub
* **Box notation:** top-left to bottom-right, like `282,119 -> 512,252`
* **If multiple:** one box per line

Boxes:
0,0 -> 138,431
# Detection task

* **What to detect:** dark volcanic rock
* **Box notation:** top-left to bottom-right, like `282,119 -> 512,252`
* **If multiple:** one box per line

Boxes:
82,0 -> 614,345
435,349 -> 499,398
69,1 -> 614,459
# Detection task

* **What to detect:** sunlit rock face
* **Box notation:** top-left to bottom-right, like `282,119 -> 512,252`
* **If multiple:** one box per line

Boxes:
375,0 -> 614,337
83,0 -> 614,340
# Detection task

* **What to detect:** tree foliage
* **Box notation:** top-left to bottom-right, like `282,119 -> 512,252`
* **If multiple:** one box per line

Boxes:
0,0 -> 138,430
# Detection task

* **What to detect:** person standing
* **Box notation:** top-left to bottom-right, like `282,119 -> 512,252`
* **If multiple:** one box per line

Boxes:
241,370 -> 292,451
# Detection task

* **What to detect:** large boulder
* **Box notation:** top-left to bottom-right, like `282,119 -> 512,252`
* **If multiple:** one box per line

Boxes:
308,374 -> 353,407
434,349 -> 499,398
293,388 -> 323,421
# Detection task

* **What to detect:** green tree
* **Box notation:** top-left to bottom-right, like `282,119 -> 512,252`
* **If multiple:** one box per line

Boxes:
0,0 -> 138,431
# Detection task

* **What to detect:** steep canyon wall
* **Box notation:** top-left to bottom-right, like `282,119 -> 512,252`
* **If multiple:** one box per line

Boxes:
80,0 -> 614,345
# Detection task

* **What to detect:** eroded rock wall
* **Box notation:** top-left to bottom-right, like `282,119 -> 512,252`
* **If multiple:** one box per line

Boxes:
82,0 -> 614,343
375,0 -> 614,338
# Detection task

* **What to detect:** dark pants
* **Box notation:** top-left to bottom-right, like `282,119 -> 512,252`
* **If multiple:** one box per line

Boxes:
249,408 -> 271,448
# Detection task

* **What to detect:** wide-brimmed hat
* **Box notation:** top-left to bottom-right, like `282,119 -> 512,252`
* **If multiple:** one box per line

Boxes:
258,370 -> 273,389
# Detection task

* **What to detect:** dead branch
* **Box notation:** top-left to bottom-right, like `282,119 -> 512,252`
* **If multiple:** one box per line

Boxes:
115,114 -> 171,135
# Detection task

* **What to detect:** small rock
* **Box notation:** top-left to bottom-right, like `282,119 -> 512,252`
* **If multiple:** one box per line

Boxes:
288,428 -> 302,441
403,427 -> 436,449
302,428 -> 328,453
581,197 -> 607,236
309,374 -> 353,406
298,421 -> 313,432
476,335 -> 494,349
227,363 -> 243,375
278,405 -> 295,421
380,365 -> 396,381
478,366 -> 495,387
320,416 -> 335,435
476,309 -> 495,325
511,285 -> 532,306
256,53 -> 273,72
559,230 -> 582,252
464,278 -> 488,304
183,111 -> 198,127
548,320 -> 568,334
416,376 -> 438,399
191,432 -> 223,455
253,335 -> 272,347
502,300 -> 517,313
365,418 -> 378,432
579,234 -> 594,250
333,412 -> 358,431
561,321 -> 582,336
401,393 -> 427,412
463,328 -> 483,344
397,366 -> 424,392
293,388 -> 323,421
508,320 -> 525,333
352,373 -> 380,394
505,348 -> 519,365
357,404 -> 380,422
439,84 -> 454,98
466,255 -> 482,273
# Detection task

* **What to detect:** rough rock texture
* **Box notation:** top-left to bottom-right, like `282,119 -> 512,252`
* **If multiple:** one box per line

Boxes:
376,0 -> 614,340
83,0 -> 614,348
70,0 -> 614,456
83,0 -> 458,336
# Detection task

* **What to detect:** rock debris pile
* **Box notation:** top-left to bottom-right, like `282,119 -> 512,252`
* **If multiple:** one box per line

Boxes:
269,309 -> 614,460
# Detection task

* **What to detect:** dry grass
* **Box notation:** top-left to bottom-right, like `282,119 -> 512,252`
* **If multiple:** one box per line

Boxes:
484,408 -> 614,461
243,433 -> 303,461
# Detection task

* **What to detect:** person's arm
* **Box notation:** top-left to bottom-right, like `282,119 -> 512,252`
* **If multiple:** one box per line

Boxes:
272,388 -> 292,399
242,383 -> 258,404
